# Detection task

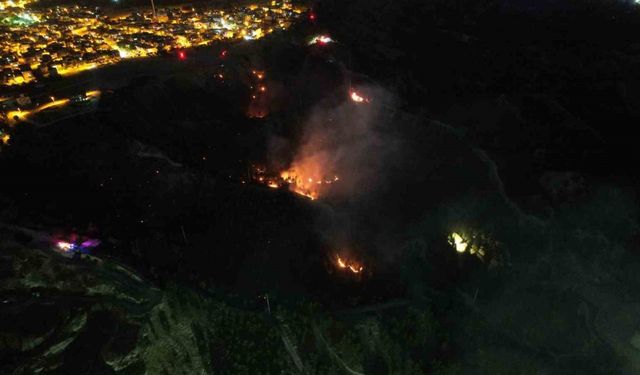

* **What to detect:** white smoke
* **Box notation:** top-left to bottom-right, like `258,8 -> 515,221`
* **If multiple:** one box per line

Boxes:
287,84 -> 400,200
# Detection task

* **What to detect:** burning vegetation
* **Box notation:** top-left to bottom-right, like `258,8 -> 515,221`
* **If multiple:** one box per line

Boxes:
279,168 -> 339,200
335,253 -> 364,274
350,90 -> 369,104
251,164 -> 339,200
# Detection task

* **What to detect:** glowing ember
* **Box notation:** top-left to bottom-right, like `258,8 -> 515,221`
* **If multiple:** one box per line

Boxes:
336,254 -> 363,274
247,70 -> 269,118
350,90 -> 369,103
349,265 -> 363,273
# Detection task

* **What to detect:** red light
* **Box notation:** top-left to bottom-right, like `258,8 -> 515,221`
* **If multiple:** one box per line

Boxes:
221,50 -> 227,58
178,51 -> 186,60
309,12 -> 316,21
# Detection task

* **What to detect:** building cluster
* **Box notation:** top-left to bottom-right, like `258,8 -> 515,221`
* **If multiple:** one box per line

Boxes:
0,0 -> 305,86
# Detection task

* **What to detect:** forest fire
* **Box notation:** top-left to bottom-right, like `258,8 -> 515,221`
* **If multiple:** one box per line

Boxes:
350,90 -> 369,103
335,254 -> 363,274
251,164 -> 339,200
279,168 -> 339,200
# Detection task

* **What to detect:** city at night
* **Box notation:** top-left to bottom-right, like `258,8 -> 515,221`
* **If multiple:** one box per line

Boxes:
1,0 -> 640,374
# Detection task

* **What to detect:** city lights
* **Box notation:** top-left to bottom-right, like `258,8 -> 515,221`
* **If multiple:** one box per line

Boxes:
0,0 -> 305,86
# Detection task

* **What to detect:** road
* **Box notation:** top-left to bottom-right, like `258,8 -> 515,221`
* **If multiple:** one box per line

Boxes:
2,46 -> 226,128
5,93 -> 99,126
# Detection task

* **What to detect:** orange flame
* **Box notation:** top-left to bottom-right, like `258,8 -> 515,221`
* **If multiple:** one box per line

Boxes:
350,90 -> 368,103
251,162 -> 339,200
280,168 -> 338,200
336,254 -> 363,274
